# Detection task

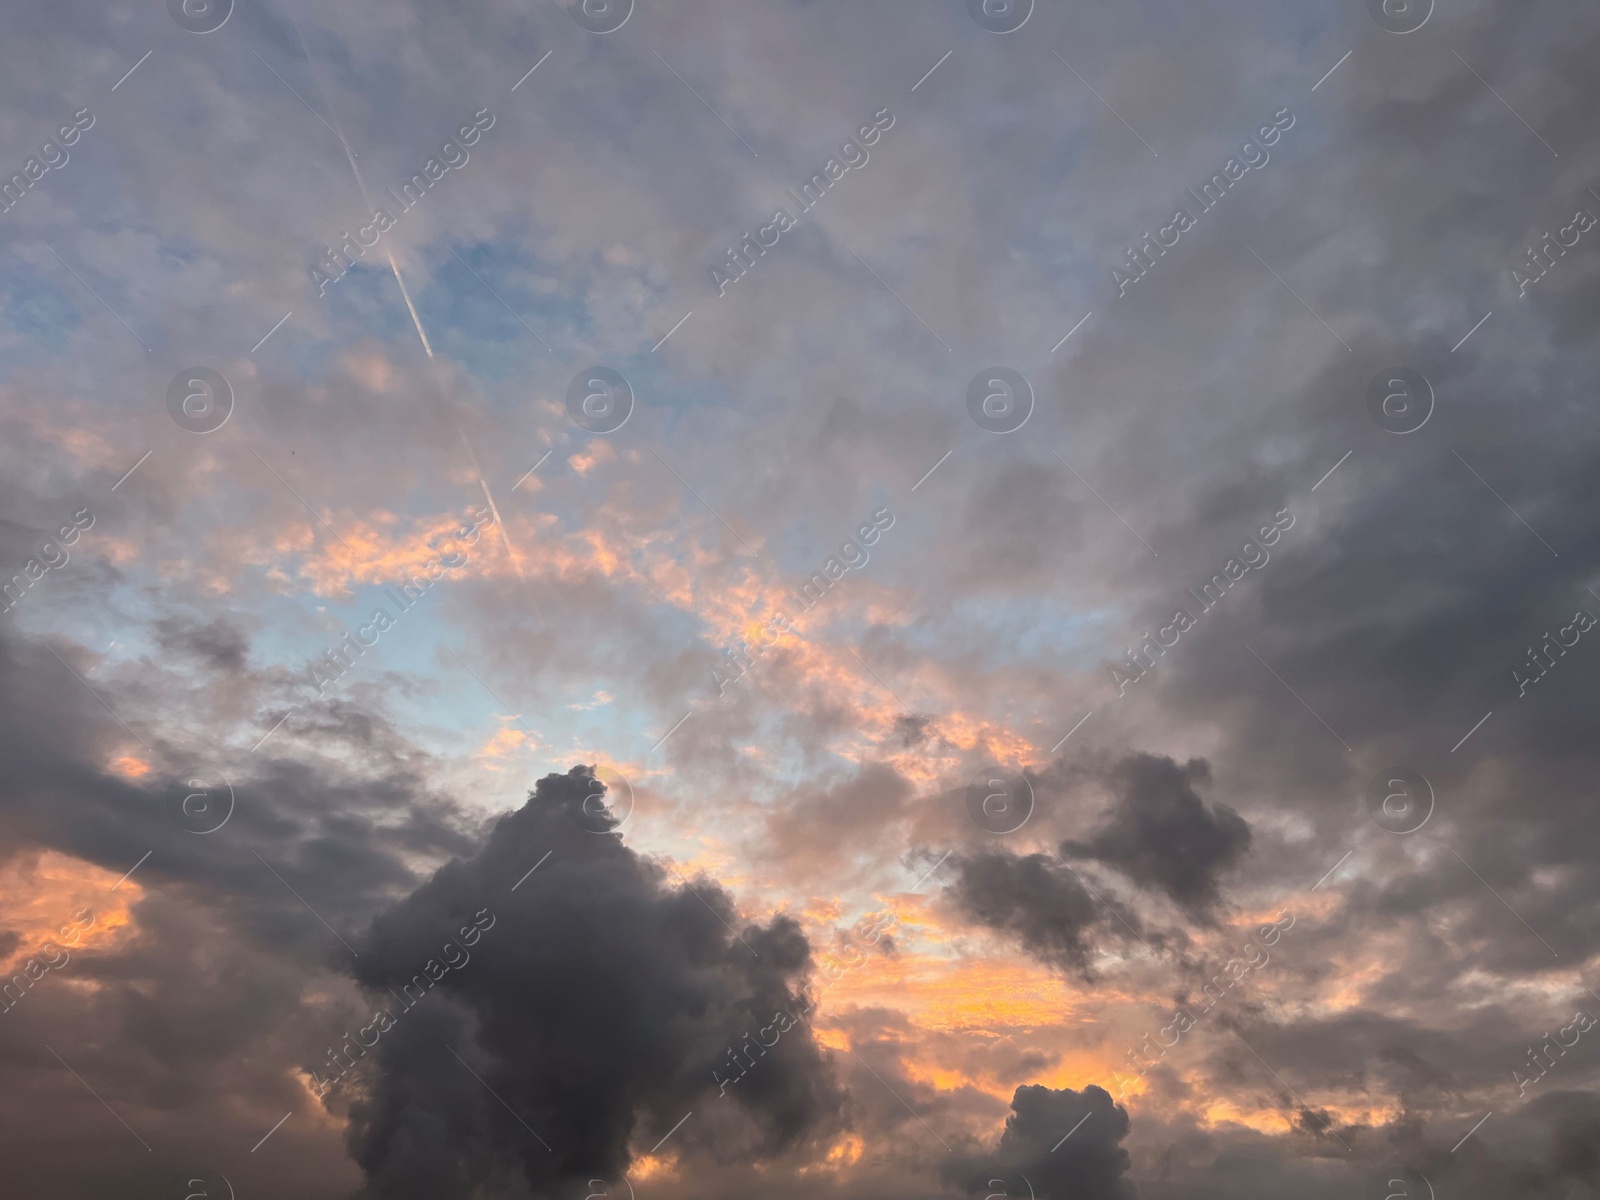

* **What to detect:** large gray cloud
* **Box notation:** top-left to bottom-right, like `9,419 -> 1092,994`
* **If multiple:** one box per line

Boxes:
947,848 -> 1151,977
1062,754 -> 1251,921
347,766 -> 844,1199
948,1084 -> 1135,1200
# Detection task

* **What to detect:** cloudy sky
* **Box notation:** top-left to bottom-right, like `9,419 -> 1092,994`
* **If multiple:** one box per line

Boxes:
4,0 -> 1600,1196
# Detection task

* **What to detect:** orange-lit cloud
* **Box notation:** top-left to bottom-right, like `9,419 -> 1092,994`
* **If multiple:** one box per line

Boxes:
473,723 -> 537,767
0,849 -> 140,971
109,755 -> 151,779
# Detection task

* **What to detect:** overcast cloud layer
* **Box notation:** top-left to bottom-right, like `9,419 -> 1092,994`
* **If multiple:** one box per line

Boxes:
4,1 -> 1600,1197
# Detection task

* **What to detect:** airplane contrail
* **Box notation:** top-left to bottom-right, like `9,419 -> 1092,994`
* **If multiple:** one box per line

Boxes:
291,16 -> 537,612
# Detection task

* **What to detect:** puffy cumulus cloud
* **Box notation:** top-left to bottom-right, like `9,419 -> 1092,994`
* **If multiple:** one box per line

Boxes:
1062,754 -> 1250,921
948,1084 -> 1135,1200
347,766 -> 845,1199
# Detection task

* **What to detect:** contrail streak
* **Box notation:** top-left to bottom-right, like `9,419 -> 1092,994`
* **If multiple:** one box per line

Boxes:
291,16 -> 537,613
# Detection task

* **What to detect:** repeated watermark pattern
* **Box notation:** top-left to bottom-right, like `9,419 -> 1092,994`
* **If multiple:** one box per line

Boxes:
0,108 -> 94,215
307,505 -> 495,695
1112,508 -> 1295,695
714,911 -> 895,1094
312,108 -> 498,296
312,908 -> 497,1098
0,908 -> 95,1015
6,0 -> 1600,1195
1107,911 -> 1295,1097
1111,107 -> 1296,297
1511,190 -> 1599,297
1513,1005 -> 1596,1097
1510,607 -> 1595,697
712,506 -> 894,696
709,108 -> 896,296
0,507 -> 94,616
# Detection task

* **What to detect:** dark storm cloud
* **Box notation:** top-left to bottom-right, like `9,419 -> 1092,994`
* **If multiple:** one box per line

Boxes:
948,1084 -> 1135,1200
1376,1090 -> 1600,1200
943,753 -> 1246,976
347,766 -> 843,1199
948,850 -> 1147,977
1062,754 -> 1250,921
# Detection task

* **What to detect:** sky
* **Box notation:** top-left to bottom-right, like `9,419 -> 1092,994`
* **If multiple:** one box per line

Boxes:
2,0 -> 1600,1197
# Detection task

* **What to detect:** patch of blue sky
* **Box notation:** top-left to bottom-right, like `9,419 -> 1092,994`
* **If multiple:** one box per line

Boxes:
0,265 -> 82,363
841,593 -> 1119,674
10,595 -> 158,679
428,239 -> 572,368
369,590 -> 700,768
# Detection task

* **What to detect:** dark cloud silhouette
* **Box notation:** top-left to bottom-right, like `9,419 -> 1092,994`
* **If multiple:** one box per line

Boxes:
1547,1094 -> 1600,1184
949,1084 -> 1135,1200
347,766 -> 844,1199
945,755 -> 1242,977
948,851 -> 1144,977
1062,754 -> 1250,920
1396,1091 -> 1600,1200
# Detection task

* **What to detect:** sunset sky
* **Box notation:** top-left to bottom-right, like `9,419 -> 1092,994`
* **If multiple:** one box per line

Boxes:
3,1 -> 1600,1197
